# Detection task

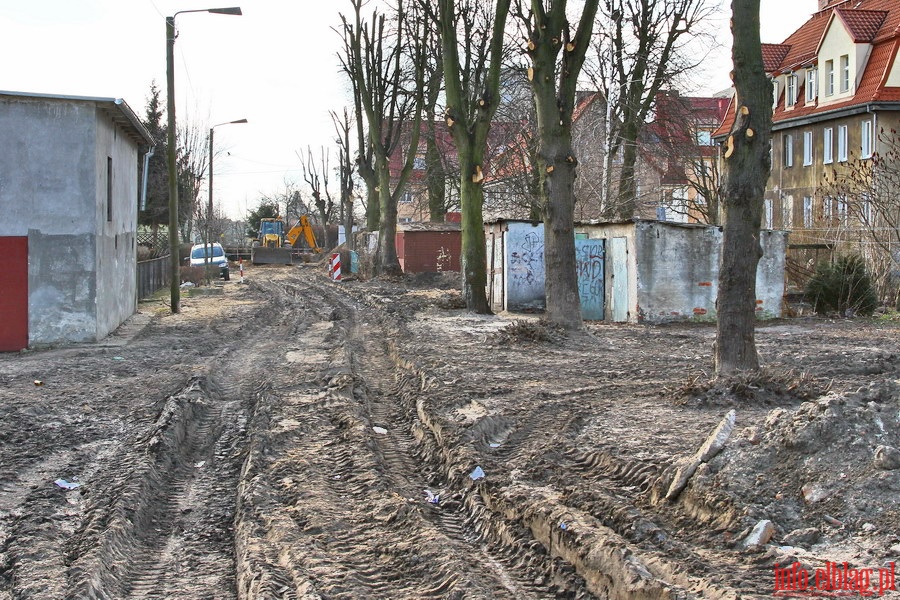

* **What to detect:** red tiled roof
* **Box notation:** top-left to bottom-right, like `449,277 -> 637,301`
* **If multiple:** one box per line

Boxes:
762,44 -> 791,72
835,8 -> 888,43
713,0 -> 900,137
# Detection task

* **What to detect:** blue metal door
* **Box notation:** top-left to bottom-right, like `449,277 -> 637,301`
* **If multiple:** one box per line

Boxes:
575,238 -> 605,320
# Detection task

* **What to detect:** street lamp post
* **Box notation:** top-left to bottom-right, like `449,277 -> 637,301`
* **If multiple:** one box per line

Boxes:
206,118 -> 247,279
166,6 -> 242,313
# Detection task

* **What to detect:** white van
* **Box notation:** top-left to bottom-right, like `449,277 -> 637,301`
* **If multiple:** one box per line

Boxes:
188,242 -> 230,280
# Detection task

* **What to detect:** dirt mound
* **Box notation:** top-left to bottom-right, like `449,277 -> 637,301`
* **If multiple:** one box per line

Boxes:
668,368 -> 831,408
690,377 -> 900,566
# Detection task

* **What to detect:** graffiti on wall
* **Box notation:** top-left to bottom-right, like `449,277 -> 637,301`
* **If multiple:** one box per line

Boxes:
509,231 -> 544,285
575,239 -> 605,320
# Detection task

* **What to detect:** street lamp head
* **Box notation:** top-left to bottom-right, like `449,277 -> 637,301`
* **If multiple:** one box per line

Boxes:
207,7 -> 242,15
231,118 -> 248,124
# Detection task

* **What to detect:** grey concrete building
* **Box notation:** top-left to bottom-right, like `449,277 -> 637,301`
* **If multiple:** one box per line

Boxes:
485,219 -> 787,323
0,91 -> 154,350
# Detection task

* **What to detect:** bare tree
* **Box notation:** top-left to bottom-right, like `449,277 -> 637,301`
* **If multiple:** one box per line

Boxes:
176,115 -> 210,243
435,0 -> 512,312
821,126 -> 900,307
332,108 -> 357,251
715,0 -> 772,375
517,0 -> 600,329
298,146 -> 335,229
593,0 -> 717,219
339,0 -> 426,276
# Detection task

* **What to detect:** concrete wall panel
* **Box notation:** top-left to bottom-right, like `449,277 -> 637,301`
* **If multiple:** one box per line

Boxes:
0,98 -> 95,236
28,230 -> 97,344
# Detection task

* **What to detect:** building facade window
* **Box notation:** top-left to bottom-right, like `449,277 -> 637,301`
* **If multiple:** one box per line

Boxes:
861,119 -> 873,159
764,198 -> 773,229
826,60 -> 835,95
803,131 -> 813,165
860,193 -> 873,224
696,130 -> 712,146
823,196 -> 833,220
786,74 -> 798,107
106,156 -> 113,222
803,196 -> 813,228
840,54 -> 850,92
806,68 -> 817,102
823,127 -> 834,164
783,196 -> 794,228
783,134 -> 794,167
837,125 -> 848,162
772,78 -> 779,107
837,195 -> 848,222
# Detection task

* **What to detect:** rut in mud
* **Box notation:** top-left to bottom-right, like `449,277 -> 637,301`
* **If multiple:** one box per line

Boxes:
0,265 -> 897,600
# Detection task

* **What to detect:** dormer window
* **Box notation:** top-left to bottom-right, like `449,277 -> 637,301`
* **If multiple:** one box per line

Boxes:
772,78 -> 779,107
840,55 -> 850,92
806,68 -> 817,102
826,60 -> 835,95
786,74 -> 798,107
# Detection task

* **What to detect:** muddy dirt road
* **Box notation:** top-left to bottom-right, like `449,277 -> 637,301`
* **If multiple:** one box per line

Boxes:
1,265 -> 897,599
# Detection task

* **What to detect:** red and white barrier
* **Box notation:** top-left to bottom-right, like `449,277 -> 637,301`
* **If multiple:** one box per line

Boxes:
329,253 -> 342,282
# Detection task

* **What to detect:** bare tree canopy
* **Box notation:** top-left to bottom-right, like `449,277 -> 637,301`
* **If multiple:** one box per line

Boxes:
339,0 -> 426,276
592,0 -> 718,219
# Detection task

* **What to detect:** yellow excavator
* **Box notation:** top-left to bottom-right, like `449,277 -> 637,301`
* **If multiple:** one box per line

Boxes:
286,215 -> 322,253
251,215 -> 322,264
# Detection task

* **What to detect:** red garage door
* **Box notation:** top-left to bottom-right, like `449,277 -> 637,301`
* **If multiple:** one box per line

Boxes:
0,237 -> 28,351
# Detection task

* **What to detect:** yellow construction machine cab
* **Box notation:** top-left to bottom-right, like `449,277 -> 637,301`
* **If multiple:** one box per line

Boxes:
257,217 -> 286,248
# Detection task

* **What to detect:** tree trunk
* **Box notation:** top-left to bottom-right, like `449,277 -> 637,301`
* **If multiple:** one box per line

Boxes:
538,132 -> 581,329
376,162 -> 402,276
615,121 -> 640,219
715,0 -> 772,375
426,126 -> 446,222
457,149 -> 492,313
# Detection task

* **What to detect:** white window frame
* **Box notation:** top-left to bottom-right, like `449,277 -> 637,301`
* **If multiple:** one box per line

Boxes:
786,74 -> 798,107
806,68 -> 817,102
837,125 -> 848,162
803,131 -> 814,165
783,196 -> 794,228
764,199 -> 774,229
823,196 -> 833,220
783,134 -> 794,167
840,54 -> 850,92
803,196 -> 813,228
861,119 -> 873,159
772,78 -> 779,107
826,60 -> 835,96
823,127 -> 834,164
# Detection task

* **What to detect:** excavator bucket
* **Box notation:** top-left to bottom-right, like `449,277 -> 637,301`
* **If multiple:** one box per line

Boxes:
251,246 -> 293,265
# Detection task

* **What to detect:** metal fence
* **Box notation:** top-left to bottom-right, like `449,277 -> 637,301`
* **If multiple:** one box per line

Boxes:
137,254 -> 170,300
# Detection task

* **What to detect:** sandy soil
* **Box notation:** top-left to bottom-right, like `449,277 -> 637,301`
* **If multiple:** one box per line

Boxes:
0,264 -> 897,599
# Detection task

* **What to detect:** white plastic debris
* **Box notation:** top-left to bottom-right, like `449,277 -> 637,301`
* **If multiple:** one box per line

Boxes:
424,489 -> 440,504
469,466 -> 485,481
372,426 -> 388,435
54,479 -> 81,490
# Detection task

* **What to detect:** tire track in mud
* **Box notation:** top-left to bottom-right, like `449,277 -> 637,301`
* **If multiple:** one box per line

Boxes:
235,272 -> 593,599
54,279 -> 312,599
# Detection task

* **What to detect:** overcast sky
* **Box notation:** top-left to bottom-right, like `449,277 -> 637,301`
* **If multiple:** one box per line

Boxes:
1,0 -> 816,220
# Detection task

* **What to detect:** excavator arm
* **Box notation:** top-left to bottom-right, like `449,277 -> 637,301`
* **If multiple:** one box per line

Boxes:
285,215 -> 322,253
